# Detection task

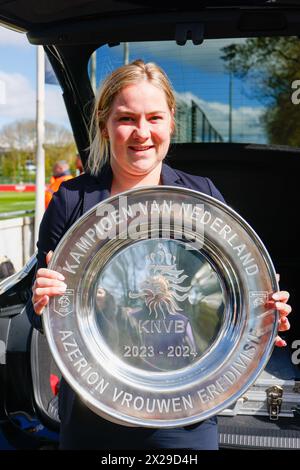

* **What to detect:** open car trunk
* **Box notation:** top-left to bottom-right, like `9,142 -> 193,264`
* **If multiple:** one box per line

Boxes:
0,1 -> 300,449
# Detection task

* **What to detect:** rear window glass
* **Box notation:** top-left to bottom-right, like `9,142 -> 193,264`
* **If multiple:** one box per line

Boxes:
89,38 -> 299,147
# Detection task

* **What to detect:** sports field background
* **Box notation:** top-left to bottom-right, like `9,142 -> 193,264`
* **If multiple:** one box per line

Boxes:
0,192 -> 35,216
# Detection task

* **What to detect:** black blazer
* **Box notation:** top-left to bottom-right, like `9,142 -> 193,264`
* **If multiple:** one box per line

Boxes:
35,161 -> 225,450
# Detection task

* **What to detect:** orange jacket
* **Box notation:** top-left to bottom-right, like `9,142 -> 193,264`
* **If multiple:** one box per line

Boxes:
45,174 -> 73,209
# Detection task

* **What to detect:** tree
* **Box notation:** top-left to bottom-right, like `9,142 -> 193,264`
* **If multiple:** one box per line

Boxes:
0,120 -> 36,150
0,119 -> 76,182
44,142 -> 77,178
0,119 -> 74,150
221,37 -> 300,146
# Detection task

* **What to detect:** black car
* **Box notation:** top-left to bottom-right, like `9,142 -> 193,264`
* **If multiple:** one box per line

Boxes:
0,0 -> 300,450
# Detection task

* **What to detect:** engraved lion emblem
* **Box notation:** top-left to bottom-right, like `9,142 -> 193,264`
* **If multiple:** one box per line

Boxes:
129,243 -> 191,319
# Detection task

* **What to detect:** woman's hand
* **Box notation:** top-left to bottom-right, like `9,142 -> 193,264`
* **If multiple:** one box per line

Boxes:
32,251 -> 67,315
272,274 -> 292,347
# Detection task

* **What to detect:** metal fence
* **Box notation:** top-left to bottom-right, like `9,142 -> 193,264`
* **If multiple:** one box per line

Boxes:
0,209 -> 34,220
174,98 -> 223,143
0,215 -> 34,271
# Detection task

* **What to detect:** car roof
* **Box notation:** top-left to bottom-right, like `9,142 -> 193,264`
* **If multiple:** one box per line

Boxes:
1,1 -> 300,39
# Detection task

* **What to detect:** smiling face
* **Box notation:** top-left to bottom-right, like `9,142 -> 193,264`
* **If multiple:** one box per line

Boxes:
105,80 -> 174,177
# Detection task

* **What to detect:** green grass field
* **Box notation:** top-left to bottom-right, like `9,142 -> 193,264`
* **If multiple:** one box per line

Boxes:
0,192 -> 35,217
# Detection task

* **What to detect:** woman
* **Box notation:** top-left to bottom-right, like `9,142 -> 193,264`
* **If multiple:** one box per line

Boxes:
32,60 -> 291,449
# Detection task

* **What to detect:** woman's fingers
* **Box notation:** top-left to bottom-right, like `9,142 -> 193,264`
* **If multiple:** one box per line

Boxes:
272,291 -> 290,303
36,268 -> 65,281
275,335 -> 287,347
34,276 -> 66,288
46,250 -> 53,266
275,301 -> 292,317
32,264 -> 66,316
33,252 -> 65,316
268,290 -> 292,348
33,271 -> 67,299
34,295 -> 49,315
33,284 -> 67,298
278,316 -> 290,332
32,280 -> 66,314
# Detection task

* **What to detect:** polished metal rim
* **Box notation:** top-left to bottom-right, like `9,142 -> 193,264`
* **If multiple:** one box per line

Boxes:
44,186 -> 278,427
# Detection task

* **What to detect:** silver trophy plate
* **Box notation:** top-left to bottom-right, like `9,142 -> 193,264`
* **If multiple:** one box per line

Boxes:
44,186 -> 278,428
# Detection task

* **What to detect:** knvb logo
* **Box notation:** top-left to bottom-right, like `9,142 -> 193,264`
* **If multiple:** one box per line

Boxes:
54,289 -> 74,317
249,291 -> 268,308
129,243 -> 191,319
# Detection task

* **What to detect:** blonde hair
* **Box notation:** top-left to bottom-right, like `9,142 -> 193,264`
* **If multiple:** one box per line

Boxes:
87,59 -> 176,175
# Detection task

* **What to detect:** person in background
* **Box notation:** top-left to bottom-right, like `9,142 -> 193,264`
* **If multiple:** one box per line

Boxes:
45,160 -> 73,209
75,153 -> 84,176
